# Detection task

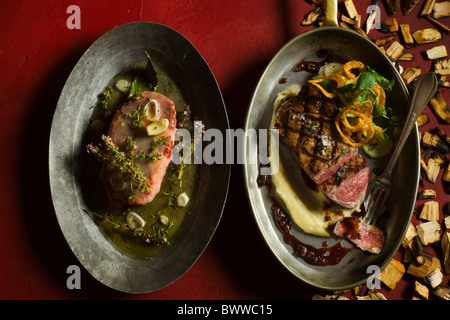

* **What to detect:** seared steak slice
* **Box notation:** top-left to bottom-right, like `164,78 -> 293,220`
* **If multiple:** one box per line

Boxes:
273,84 -> 370,208
101,91 -> 176,210
332,217 -> 385,254
319,155 -> 371,208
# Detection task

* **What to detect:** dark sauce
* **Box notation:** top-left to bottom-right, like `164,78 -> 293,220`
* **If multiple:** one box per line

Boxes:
278,77 -> 288,84
270,197 -> 355,266
295,56 -> 333,73
257,164 -> 272,192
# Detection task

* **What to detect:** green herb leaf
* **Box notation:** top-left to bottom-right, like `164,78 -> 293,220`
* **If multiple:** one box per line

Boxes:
366,66 -> 395,91
128,51 -> 158,98
357,72 -> 376,90
372,105 -> 387,118
336,83 -> 356,94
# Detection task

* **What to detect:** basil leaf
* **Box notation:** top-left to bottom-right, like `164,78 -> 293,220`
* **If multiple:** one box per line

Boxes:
128,51 -> 158,98
357,72 -> 376,90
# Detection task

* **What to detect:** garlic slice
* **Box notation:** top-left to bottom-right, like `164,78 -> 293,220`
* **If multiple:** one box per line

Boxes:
115,79 -> 130,93
145,99 -> 161,121
177,192 -> 190,207
159,215 -> 170,226
126,211 -> 146,231
146,118 -> 169,136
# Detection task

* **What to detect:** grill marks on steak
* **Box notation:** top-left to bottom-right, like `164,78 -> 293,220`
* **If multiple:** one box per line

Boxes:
101,91 -> 176,210
274,84 -> 371,209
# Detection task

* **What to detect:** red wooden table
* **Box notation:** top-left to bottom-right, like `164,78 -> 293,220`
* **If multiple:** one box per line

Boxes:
0,0 -> 449,301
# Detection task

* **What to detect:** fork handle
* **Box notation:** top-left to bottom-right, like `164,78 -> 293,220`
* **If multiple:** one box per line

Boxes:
384,72 -> 437,176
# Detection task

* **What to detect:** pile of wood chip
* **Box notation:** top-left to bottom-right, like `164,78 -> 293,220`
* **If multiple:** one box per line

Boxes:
303,0 -> 450,300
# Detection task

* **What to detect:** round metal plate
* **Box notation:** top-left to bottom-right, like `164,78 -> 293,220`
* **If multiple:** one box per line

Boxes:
49,22 -> 230,293
243,26 -> 420,291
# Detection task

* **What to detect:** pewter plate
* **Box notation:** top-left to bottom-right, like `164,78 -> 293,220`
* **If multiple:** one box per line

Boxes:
243,26 -> 420,291
49,22 -> 230,293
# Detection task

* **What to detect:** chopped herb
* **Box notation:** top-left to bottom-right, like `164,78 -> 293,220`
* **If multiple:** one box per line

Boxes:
92,86 -> 113,110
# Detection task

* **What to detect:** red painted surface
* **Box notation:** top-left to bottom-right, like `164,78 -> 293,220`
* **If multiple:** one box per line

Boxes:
0,0 -> 448,300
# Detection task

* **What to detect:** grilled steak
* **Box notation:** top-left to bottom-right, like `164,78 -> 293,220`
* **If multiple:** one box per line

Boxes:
332,217 -> 385,254
101,91 -> 176,210
273,84 -> 371,208
319,154 -> 371,208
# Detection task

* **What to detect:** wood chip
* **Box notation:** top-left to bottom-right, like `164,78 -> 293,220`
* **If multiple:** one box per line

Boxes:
340,14 -> 354,25
433,1 -> 450,19
354,26 -> 372,40
416,113 -> 430,127
401,67 -> 421,85
412,28 -> 443,44
435,127 -> 450,147
343,0 -> 358,19
421,0 -> 437,16
422,131 -> 450,153
431,151 -> 447,167
417,189 -> 437,200
374,35 -> 396,46
433,286 -> 450,300
407,252 -> 442,279
355,292 -> 387,300
425,268 -> 443,288
426,45 -> 448,60
386,0 -> 400,14
438,75 -> 450,88
434,58 -> 450,75
386,41 -> 406,62
414,280 -> 429,299
365,9 -> 377,34
429,91 -> 450,123
378,258 -> 405,289
442,231 -> 450,275
399,24 -> 415,44
354,15 -> 362,29
425,16 -> 450,34
403,223 -> 418,248
428,158 -> 440,183
403,224 -> 425,266
420,201 -> 440,221
312,294 -> 349,300
398,53 -> 415,61
445,163 -> 450,182
380,18 -> 399,33
404,0 -> 421,14
302,6 -> 322,26
416,221 -> 441,245
445,216 -> 450,229
421,157 -> 436,183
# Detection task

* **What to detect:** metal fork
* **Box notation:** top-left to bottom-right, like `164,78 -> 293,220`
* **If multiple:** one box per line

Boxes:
364,72 -> 438,225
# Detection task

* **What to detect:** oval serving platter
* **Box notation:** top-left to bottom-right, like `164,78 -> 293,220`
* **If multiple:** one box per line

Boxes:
243,15 -> 420,290
49,22 -> 230,293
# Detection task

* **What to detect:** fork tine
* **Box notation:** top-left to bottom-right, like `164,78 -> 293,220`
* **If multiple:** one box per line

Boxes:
364,188 -> 383,221
369,192 -> 389,225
